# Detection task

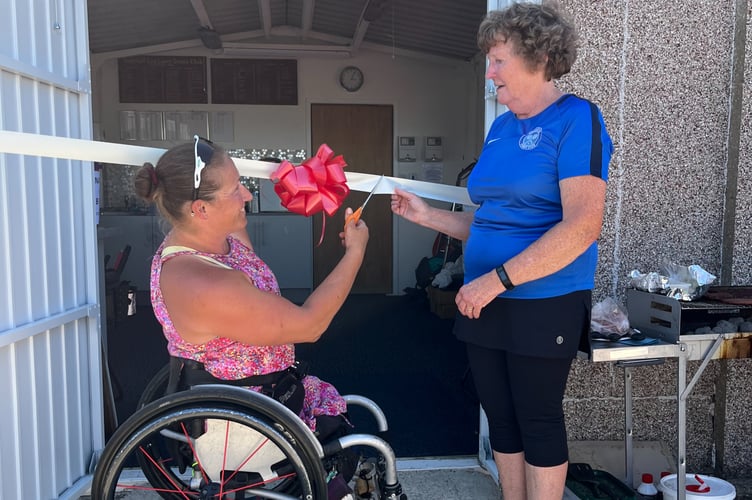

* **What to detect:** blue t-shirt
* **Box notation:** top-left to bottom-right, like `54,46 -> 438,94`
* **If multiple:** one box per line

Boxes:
465,94 -> 613,299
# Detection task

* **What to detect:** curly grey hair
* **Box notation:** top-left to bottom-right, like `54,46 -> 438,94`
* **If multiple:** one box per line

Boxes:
477,1 -> 579,81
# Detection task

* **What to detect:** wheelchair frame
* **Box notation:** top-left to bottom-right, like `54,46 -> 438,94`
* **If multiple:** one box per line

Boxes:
91,365 -> 407,500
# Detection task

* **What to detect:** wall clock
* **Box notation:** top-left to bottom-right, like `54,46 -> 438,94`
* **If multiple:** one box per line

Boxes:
339,66 -> 364,92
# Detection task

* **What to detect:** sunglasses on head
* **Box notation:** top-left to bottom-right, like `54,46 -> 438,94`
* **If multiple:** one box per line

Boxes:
193,135 -> 215,201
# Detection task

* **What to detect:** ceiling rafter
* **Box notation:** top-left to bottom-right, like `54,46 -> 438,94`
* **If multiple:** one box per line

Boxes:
190,0 -> 222,50
351,1 -> 371,50
353,0 -> 389,51
189,0 -> 213,28
258,0 -> 272,38
301,0 -> 315,39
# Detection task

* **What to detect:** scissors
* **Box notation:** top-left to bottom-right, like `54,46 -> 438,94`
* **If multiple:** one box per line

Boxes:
344,176 -> 382,229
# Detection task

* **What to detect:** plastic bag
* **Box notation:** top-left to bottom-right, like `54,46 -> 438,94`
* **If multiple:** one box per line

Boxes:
627,270 -> 668,293
659,262 -> 717,301
590,297 -> 631,335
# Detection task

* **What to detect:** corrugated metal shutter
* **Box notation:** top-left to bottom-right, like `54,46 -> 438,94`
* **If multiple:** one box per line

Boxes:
0,1 -> 103,499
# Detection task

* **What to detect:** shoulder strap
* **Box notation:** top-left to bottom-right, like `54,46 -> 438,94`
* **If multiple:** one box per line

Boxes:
161,245 -> 233,270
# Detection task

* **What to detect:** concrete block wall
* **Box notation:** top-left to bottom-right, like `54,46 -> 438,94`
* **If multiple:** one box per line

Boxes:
555,0 -> 751,477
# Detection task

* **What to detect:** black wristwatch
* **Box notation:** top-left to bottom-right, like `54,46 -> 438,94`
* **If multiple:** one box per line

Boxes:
495,264 -> 515,290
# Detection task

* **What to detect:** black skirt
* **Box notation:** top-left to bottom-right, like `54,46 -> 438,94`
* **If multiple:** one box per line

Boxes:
453,290 -> 592,359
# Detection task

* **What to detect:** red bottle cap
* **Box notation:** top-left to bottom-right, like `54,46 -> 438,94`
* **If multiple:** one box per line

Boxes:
642,473 -> 654,483
660,471 -> 671,478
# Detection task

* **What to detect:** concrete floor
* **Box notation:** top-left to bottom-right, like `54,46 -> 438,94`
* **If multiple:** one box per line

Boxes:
78,458 -> 502,499
390,460 -> 501,500
79,443 -> 752,499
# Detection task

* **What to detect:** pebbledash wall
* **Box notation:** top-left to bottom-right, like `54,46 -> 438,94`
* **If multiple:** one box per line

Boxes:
553,0 -> 752,479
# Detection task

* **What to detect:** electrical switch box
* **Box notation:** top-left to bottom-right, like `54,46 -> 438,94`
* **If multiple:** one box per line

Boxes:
398,136 -> 417,162
424,136 -> 443,161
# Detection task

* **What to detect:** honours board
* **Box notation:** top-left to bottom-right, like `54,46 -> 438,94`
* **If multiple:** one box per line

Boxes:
211,59 -> 298,105
118,56 -> 208,104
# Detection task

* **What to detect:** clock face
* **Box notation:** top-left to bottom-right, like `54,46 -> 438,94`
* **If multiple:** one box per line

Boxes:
339,66 -> 364,92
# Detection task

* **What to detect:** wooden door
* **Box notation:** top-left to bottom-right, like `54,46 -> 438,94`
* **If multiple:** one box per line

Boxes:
311,104 -> 393,293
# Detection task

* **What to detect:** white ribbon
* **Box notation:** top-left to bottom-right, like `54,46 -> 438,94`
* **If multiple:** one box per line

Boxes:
0,130 -> 474,206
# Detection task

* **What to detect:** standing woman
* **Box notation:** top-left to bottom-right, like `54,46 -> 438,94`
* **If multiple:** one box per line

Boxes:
391,2 -> 613,499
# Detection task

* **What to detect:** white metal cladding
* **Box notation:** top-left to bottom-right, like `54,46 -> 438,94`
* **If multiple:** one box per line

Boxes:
0,0 -> 102,499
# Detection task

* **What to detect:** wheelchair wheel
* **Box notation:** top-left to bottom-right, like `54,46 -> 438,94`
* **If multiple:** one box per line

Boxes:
92,385 -> 327,499
137,362 -> 170,409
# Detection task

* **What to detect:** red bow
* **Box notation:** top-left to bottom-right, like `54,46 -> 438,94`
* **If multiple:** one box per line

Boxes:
270,144 -> 350,217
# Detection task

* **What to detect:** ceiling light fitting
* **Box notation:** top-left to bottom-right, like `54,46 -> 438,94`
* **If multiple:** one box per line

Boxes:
199,27 -> 223,50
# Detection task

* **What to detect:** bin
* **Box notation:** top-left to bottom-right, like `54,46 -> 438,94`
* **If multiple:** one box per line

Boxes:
659,474 -> 736,500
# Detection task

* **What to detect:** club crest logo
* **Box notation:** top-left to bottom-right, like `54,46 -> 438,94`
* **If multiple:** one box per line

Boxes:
519,127 -> 542,150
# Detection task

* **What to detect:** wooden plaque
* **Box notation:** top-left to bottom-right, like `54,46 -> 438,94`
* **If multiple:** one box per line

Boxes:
211,59 -> 298,105
118,56 -> 207,104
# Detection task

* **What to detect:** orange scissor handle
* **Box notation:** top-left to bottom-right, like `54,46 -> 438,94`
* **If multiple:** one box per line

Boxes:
344,206 -> 363,229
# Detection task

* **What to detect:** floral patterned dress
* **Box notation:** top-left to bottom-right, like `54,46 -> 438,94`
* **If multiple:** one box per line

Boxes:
150,234 -> 346,431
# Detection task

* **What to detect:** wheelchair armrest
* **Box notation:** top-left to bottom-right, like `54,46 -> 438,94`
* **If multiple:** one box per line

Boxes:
342,394 -> 388,432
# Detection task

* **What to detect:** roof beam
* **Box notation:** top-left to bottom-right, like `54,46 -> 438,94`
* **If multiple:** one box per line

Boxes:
190,0 -> 213,28
351,1 -> 372,50
301,0 -> 315,39
353,0 -> 388,50
258,0 -> 272,38
191,0 -> 222,49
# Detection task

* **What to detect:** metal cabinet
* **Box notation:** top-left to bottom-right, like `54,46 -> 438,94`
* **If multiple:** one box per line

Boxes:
246,214 -> 312,290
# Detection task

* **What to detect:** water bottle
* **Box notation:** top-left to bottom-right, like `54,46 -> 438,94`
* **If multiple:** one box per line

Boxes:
637,473 -> 659,498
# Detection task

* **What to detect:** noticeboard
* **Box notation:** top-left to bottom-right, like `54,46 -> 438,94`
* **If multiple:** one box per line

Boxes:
211,59 -> 298,105
118,56 -> 208,104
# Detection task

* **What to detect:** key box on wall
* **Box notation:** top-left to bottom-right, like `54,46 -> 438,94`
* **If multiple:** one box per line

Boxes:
398,136 -> 417,161
425,136 -> 443,161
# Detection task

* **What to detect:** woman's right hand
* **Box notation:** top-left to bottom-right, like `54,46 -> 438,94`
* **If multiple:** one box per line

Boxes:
340,207 -> 369,255
390,187 -> 429,225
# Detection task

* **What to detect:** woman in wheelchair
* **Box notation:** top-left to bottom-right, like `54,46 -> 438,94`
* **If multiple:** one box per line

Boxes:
135,136 -> 367,430
91,138 -> 405,499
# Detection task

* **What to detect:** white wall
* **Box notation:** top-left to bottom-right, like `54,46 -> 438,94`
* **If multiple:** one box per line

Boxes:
91,47 -> 485,294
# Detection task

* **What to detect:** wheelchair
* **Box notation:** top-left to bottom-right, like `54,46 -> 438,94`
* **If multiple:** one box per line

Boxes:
91,362 -> 407,500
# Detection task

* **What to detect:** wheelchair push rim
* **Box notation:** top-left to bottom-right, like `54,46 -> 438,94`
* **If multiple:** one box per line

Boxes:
92,386 -> 328,499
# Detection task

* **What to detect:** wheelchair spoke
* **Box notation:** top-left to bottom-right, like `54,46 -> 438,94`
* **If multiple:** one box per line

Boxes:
220,470 -> 298,497
177,420 -> 210,485
92,388 -> 329,500
219,434 -> 273,486
137,444 -> 194,499
217,419 -> 230,498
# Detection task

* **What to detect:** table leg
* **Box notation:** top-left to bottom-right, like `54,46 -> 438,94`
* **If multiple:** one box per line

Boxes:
678,349 -> 687,500
616,358 -> 665,488
625,365 -> 634,486
675,334 -> 724,500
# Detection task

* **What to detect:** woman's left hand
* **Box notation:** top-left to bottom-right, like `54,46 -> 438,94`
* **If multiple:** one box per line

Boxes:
455,270 -> 505,319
